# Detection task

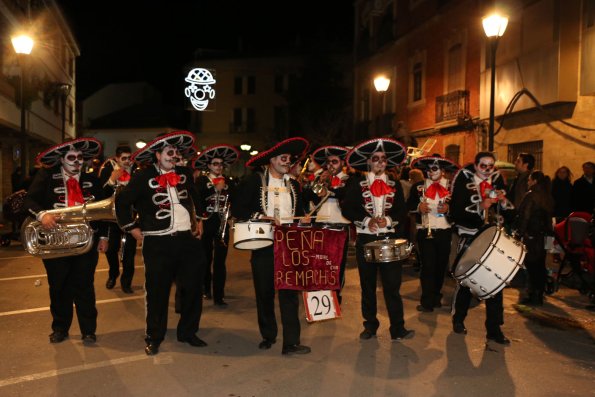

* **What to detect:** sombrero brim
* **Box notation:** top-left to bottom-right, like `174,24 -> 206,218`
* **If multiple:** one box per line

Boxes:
346,138 -> 406,171
36,137 -> 103,167
312,146 -> 349,166
246,137 -> 309,167
411,156 -> 460,173
132,131 -> 195,164
193,145 -> 240,170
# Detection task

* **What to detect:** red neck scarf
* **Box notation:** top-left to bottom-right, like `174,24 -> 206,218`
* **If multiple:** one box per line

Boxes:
211,177 -> 225,186
331,176 -> 342,188
370,179 -> 394,197
118,169 -> 131,182
66,177 -> 84,207
425,181 -> 449,200
479,180 -> 493,199
156,172 -> 181,188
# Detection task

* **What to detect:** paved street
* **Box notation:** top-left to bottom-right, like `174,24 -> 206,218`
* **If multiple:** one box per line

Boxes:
0,240 -> 593,397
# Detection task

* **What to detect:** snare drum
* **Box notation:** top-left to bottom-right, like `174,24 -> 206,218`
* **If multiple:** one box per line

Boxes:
453,226 -> 526,300
363,238 -> 412,263
233,220 -> 274,250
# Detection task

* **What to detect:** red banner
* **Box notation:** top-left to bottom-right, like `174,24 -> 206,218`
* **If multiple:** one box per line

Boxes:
274,225 -> 347,291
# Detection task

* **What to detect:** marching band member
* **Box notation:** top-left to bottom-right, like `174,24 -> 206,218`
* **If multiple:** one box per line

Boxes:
23,138 -> 108,344
193,145 -> 240,306
98,145 -> 137,293
231,137 -> 312,355
309,145 -> 351,303
407,156 -> 459,312
449,151 -> 514,345
341,138 -> 414,342
115,131 -> 207,355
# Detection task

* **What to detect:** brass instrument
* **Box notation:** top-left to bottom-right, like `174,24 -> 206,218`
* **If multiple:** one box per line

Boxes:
419,185 -> 434,239
22,195 -> 118,259
218,194 -> 231,246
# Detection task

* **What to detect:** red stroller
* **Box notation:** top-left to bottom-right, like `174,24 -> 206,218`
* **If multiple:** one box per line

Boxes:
549,212 -> 595,304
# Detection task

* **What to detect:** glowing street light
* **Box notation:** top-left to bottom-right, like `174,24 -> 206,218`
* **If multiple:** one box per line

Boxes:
135,140 -> 147,149
240,142 -> 252,151
482,12 -> 508,152
374,75 -> 390,115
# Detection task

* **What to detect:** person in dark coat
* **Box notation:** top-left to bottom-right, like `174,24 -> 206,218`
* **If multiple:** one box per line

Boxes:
572,161 -> 595,215
551,166 -> 573,222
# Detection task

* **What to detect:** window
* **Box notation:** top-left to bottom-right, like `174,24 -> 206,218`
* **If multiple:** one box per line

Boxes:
447,43 -> 464,92
231,108 -> 256,133
507,141 -> 543,170
233,108 -> 242,127
246,108 -> 255,132
247,76 -> 256,94
274,106 -> 288,135
234,77 -> 243,95
445,144 -> 460,164
413,62 -> 422,101
408,51 -> 426,105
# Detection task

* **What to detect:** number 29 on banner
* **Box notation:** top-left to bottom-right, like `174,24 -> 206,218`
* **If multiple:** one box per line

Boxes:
303,290 -> 341,323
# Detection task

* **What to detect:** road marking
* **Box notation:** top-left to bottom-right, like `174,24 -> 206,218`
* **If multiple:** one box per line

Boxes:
0,354 -> 150,388
0,266 -> 145,282
0,295 -> 144,317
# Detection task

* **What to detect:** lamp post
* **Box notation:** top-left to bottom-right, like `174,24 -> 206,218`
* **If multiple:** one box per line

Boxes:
482,13 -> 508,152
56,83 -> 72,142
11,33 -> 34,186
374,75 -> 390,136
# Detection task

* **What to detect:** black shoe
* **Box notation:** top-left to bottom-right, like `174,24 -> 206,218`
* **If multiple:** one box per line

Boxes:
281,344 -> 311,355
487,333 -> 511,345
121,285 -> 134,294
145,341 -> 160,355
416,304 -> 433,312
49,331 -> 69,343
105,278 -> 116,289
392,329 -> 415,342
359,329 -> 376,340
214,300 -> 228,307
178,335 -> 207,347
82,334 -> 96,344
258,339 -> 276,350
453,322 -> 467,334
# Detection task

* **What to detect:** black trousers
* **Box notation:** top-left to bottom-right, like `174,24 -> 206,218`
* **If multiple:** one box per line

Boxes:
106,223 -> 137,286
202,216 -> 229,301
355,233 -> 406,338
523,234 -> 546,293
42,244 -> 99,335
417,228 -> 452,309
452,234 -> 504,335
142,233 -> 205,343
250,245 -> 300,347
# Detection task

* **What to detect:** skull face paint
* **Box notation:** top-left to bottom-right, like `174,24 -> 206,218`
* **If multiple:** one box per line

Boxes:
115,152 -> 132,172
474,156 -> 496,179
156,145 -> 180,172
427,165 -> 443,182
61,149 -> 84,176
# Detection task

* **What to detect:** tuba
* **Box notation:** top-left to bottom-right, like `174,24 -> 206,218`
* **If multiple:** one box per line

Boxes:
21,195 -> 118,259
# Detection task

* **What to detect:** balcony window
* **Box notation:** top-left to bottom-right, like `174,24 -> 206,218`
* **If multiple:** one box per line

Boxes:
234,76 -> 242,95
247,76 -> 256,94
412,62 -> 422,102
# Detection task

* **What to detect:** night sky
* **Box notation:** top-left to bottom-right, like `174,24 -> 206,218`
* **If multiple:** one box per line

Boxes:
57,1 -> 354,106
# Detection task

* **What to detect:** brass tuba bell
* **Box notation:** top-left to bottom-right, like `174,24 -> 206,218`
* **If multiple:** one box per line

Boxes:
21,195 -> 118,259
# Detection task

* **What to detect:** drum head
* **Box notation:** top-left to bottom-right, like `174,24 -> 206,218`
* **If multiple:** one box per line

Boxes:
453,226 -> 499,276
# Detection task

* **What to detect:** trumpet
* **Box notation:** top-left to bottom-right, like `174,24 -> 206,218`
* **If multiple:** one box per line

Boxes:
218,194 -> 231,246
419,185 -> 434,239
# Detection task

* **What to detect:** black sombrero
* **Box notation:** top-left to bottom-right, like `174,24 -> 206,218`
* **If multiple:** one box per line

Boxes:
346,138 -> 406,171
193,144 -> 240,170
312,145 -> 349,166
246,137 -> 309,167
132,131 -> 196,164
411,156 -> 460,173
35,137 -> 102,167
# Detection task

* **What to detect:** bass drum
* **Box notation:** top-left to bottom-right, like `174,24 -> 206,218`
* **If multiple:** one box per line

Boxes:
453,226 -> 526,300
233,220 -> 274,250
363,238 -> 412,263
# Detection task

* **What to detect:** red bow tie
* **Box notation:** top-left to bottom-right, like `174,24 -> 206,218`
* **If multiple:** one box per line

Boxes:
370,179 -> 394,197
211,177 -> 225,186
66,177 -> 84,207
331,176 -> 342,188
425,182 -> 449,200
118,170 -> 131,182
156,172 -> 181,188
307,173 -> 316,181
479,180 -> 493,199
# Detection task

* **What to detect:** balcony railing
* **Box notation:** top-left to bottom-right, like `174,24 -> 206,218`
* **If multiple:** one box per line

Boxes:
435,90 -> 469,124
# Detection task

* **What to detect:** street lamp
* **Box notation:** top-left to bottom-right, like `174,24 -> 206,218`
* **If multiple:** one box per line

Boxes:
483,13 -> 508,152
55,83 -> 72,142
135,140 -> 147,149
11,33 -> 34,186
240,142 -> 252,152
373,75 -> 390,114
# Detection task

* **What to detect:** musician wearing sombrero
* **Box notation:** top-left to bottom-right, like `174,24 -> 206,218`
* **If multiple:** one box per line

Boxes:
231,137 -> 312,355
341,138 -> 414,342
98,145 -> 138,294
23,137 -> 108,345
449,151 -> 514,345
193,144 -> 240,306
115,131 -> 207,355
407,156 -> 459,313
309,145 -> 351,304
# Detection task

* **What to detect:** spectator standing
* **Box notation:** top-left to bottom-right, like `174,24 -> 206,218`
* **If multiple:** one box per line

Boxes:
572,161 -> 595,215
551,166 -> 573,222
508,153 -> 535,209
